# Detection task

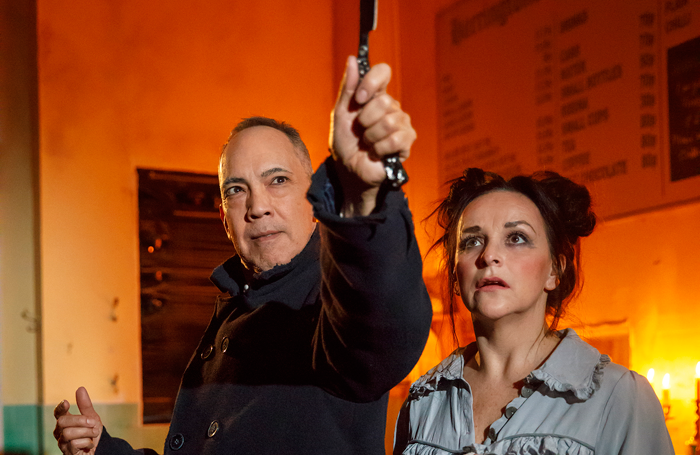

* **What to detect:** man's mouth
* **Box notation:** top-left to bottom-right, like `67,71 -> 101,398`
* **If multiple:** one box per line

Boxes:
476,277 -> 508,289
251,231 -> 281,240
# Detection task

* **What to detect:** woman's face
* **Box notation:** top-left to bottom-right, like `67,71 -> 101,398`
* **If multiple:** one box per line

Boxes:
455,190 -> 558,323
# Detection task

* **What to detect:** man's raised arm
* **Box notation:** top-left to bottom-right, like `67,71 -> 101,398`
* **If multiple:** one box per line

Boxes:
307,57 -> 432,402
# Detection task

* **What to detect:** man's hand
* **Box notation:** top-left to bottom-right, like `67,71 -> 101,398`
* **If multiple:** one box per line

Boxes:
54,387 -> 103,455
330,56 -> 416,217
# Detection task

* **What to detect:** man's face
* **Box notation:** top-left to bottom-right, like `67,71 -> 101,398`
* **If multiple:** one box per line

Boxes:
219,126 -> 316,273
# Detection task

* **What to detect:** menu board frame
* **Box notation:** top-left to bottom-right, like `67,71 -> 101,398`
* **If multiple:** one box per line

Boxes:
436,0 -> 700,219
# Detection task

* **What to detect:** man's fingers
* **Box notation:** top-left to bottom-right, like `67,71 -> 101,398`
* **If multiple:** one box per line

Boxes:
362,103 -> 415,147
58,434 -> 96,453
368,128 -> 415,160
335,56 -> 361,112
355,63 -> 391,105
54,414 -> 95,441
54,400 -> 70,419
358,94 -> 396,125
58,414 -> 97,429
59,424 -> 100,442
357,94 -> 400,129
75,387 -> 97,418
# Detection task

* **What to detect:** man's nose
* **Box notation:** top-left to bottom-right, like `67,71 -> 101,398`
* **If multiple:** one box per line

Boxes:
246,189 -> 273,219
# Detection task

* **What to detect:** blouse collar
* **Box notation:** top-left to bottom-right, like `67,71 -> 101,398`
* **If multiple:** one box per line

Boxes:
410,328 -> 610,401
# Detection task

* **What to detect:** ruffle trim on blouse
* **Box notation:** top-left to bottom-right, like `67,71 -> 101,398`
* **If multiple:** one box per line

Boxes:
526,329 -> 611,401
409,346 -> 469,397
527,353 -> 609,400
496,434 -> 595,455
402,434 -> 595,455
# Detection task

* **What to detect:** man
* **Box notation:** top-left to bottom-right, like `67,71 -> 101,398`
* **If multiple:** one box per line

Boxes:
54,57 -> 432,454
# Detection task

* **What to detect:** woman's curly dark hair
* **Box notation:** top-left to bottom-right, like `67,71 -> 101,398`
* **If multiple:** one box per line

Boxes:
432,168 -> 597,336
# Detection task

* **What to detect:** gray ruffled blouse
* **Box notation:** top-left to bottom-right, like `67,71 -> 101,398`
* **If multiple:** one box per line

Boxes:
394,329 -> 674,455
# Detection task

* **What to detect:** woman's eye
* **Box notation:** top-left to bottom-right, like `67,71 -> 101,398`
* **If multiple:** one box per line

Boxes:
460,236 -> 482,250
507,233 -> 528,244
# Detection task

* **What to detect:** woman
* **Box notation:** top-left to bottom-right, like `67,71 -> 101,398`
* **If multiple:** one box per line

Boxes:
394,169 -> 673,455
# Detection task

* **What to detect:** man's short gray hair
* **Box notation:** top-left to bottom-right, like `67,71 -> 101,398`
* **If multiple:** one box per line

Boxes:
220,116 -> 313,177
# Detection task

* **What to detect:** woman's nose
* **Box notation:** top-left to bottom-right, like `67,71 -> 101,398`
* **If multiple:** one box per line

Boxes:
479,241 -> 502,267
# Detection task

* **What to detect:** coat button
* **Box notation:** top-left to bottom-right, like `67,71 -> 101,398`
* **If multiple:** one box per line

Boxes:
201,344 -> 213,360
505,406 -> 516,418
169,433 -> 184,450
521,386 -> 534,398
221,337 -> 229,353
207,420 -> 220,438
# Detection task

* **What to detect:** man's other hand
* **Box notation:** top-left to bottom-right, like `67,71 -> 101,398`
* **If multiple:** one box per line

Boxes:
54,387 -> 103,455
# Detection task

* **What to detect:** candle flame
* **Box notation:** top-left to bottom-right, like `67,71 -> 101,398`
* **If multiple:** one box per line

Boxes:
696,361 -> 700,378
646,368 -> 655,382
662,373 -> 670,390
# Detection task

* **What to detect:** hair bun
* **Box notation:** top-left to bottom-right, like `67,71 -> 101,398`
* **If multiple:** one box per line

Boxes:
537,172 -> 596,242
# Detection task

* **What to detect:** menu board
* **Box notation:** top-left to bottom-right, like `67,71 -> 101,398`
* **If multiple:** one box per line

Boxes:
436,0 -> 700,218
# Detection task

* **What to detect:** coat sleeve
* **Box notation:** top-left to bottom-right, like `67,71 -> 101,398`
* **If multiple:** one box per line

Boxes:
306,157 -> 433,403
596,370 -> 674,455
96,427 -> 160,455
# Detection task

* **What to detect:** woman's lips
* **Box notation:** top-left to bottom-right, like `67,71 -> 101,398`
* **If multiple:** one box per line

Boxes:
476,277 -> 509,290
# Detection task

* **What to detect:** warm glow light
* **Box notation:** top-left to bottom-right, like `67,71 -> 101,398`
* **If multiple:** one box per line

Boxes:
646,368 -> 655,382
695,361 -> 700,378
662,373 -> 670,390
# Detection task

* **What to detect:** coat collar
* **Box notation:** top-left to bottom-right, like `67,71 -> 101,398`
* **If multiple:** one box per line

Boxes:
210,229 -> 321,313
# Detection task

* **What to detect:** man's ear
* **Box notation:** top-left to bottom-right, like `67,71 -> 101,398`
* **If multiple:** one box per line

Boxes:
219,205 -> 231,240
545,255 -> 566,291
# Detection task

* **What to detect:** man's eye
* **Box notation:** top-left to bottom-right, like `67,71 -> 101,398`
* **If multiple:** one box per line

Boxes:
225,186 -> 243,197
271,176 -> 288,184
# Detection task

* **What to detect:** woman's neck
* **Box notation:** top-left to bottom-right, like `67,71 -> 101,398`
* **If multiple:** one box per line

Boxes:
469,310 -> 560,382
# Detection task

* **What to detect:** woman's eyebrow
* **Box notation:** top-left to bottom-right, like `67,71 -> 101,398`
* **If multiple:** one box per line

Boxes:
461,225 -> 481,234
505,220 -> 535,231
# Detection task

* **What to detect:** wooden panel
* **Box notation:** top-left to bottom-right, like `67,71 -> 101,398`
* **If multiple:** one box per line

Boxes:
138,169 -> 233,423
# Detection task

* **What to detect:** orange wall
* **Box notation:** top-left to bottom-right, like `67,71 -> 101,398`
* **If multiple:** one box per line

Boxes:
38,0 -> 333,410
575,200 -> 700,451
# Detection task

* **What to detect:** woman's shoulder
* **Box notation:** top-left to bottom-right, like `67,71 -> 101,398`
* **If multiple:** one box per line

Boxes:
408,343 -> 476,395
597,361 -> 658,405
589,351 -> 672,453
532,329 -> 655,403
559,330 -> 657,405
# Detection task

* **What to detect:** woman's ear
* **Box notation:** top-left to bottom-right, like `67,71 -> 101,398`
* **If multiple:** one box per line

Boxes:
545,255 -> 566,291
